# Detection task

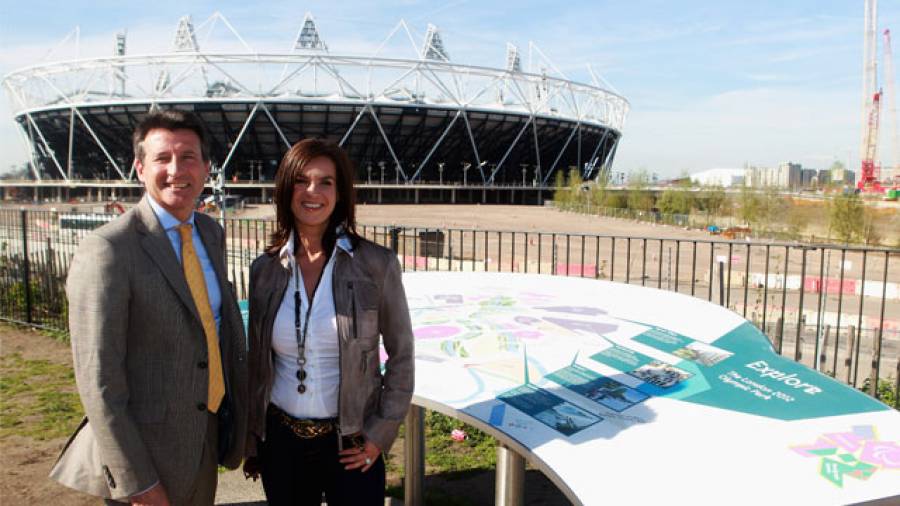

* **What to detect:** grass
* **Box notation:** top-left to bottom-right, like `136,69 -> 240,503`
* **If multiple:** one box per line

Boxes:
385,410 -> 498,505
423,410 -> 496,474
0,352 -> 83,440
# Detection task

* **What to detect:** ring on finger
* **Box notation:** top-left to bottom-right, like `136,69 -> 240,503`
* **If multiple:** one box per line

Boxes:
365,457 -> 372,465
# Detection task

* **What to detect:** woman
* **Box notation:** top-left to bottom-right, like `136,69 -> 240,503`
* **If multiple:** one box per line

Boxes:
244,139 -> 414,505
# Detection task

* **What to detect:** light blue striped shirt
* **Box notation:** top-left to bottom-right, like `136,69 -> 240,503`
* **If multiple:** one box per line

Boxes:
146,196 -> 222,332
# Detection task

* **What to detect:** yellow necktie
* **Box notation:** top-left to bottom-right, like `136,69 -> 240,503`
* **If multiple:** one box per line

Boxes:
178,223 -> 225,413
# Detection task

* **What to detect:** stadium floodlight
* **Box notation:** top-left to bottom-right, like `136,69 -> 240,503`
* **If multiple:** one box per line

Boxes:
294,12 -> 327,51
422,24 -> 449,61
172,16 -> 199,52
506,43 -> 521,73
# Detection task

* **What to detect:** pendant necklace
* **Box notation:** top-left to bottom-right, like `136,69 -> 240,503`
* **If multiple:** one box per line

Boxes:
293,248 -> 325,394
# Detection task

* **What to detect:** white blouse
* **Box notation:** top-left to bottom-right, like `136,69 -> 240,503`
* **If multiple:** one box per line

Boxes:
270,237 -> 340,419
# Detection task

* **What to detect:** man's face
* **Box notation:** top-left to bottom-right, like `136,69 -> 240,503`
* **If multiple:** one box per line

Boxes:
136,128 -> 209,222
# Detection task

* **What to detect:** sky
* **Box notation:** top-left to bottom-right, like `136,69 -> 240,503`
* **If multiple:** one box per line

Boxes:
1,0 -> 898,178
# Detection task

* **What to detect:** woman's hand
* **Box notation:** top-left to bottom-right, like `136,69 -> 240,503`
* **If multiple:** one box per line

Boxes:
338,436 -> 381,472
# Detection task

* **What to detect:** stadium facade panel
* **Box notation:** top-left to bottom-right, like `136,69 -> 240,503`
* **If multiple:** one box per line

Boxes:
3,14 -> 629,201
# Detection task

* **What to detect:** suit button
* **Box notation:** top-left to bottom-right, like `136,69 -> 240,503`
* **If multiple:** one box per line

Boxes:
197,402 -> 207,411
198,361 -> 208,369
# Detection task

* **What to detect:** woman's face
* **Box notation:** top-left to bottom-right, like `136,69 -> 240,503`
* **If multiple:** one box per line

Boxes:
291,155 -> 339,237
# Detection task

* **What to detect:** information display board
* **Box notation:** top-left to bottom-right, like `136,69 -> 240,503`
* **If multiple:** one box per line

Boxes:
402,272 -> 900,505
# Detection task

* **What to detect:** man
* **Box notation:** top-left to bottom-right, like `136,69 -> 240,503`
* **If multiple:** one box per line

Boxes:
50,110 -> 247,506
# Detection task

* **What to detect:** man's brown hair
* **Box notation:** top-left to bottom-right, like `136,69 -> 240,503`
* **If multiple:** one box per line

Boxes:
133,110 -> 210,163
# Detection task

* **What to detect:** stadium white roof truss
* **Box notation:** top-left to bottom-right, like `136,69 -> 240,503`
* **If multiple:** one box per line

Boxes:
3,13 -> 629,185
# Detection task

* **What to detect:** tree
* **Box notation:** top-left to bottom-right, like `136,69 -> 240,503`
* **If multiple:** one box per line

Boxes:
565,169 -> 586,210
756,186 -> 783,235
696,184 -> 728,223
825,160 -> 848,190
1,162 -> 33,180
784,205 -> 809,240
605,192 -> 628,209
656,177 -> 694,216
552,170 -> 570,209
589,171 -> 609,210
828,160 -> 846,172
626,170 -> 654,212
738,186 -> 763,228
828,193 -> 864,243
860,206 -> 881,246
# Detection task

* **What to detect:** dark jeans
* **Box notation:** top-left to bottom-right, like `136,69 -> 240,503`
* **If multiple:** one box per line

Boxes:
259,408 -> 386,506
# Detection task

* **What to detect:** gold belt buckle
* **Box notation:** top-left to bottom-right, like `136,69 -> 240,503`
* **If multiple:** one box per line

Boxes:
278,411 -> 334,439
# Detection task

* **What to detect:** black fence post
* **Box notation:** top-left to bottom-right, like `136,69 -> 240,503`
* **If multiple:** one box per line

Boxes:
20,209 -> 33,324
389,227 -> 401,254
718,261 -> 725,306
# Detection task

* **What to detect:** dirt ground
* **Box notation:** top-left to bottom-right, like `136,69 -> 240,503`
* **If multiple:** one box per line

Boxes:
0,324 -> 95,506
243,203 -> 717,241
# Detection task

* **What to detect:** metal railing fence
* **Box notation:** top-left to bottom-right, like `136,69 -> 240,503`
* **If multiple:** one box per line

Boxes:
2,209 -> 897,406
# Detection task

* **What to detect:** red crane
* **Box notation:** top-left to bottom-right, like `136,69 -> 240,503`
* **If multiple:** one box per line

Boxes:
858,90 -> 884,192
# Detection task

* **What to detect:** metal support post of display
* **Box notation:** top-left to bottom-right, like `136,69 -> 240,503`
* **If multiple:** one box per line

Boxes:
495,444 -> 524,506
404,406 -> 424,506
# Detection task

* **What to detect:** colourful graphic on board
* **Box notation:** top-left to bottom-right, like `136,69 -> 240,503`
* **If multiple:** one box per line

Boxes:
407,279 -> 888,429
792,426 -> 900,487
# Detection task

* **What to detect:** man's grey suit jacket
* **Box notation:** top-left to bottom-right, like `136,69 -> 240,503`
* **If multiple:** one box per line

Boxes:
49,197 -> 248,502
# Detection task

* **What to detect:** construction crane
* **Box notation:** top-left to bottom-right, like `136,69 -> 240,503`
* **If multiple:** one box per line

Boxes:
860,0 -> 878,179
883,29 -> 898,186
857,0 -> 898,192
858,90 -> 883,191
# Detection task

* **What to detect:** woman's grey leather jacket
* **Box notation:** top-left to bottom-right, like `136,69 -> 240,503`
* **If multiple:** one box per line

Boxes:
245,236 -> 414,456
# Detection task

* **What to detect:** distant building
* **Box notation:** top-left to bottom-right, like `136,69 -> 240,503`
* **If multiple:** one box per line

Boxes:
801,168 -> 818,188
776,162 -> 803,189
830,168 -> 856,186
816,169 -> 831,187
744,162 -> 802,189
689,168 -> 745,187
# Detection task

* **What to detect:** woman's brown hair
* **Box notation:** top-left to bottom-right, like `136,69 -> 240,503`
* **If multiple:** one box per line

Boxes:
266,139 -> 358,254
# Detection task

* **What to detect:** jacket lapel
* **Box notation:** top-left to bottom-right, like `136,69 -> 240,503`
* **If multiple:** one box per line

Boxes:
134,197 -> 203,324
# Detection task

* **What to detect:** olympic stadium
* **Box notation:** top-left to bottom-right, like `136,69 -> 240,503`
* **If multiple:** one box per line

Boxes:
1,13 -> 629,204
